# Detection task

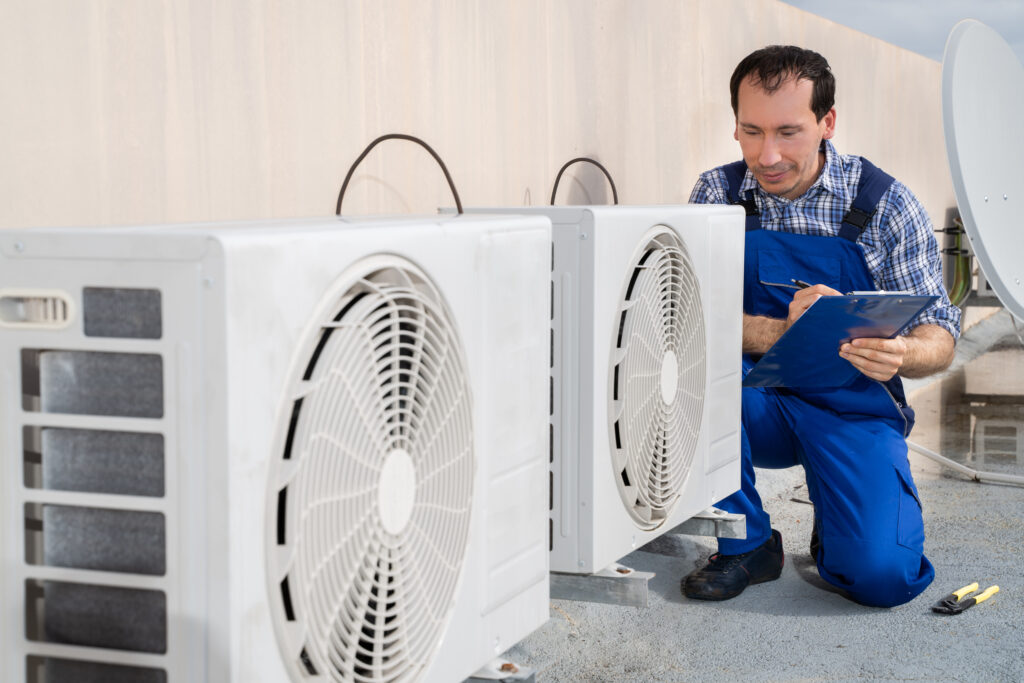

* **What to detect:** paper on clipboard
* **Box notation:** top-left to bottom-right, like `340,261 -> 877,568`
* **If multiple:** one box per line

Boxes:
742,294 -> 939,388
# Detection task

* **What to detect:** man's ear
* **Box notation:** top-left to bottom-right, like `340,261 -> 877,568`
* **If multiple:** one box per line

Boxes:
733,123 -> 740,141
821,107 -> 837,140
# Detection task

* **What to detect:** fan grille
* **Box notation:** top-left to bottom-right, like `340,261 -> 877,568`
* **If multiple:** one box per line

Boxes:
609,228 -> 705,529
268,260 -> 473,683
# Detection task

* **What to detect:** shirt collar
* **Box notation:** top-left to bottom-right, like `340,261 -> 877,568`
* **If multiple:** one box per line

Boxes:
740,139 -> 845,201
817,139 -> 844,199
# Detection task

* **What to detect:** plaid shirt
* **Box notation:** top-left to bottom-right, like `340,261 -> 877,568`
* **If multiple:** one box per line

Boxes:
689,140 -> 961,339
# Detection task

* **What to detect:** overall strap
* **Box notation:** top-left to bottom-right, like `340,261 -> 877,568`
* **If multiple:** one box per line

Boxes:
722,160 -> 761,231
838,157 -> 896,242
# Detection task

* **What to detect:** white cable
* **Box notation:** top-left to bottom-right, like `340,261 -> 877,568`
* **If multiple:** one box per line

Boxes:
907,441 -> 1024,487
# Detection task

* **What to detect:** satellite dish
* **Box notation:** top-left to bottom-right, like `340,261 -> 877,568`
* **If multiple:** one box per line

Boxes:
942,20 -> 1024,320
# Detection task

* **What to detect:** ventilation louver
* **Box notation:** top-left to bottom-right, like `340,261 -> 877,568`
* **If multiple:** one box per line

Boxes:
610,228 -> 705,529
270,262 -> 473,683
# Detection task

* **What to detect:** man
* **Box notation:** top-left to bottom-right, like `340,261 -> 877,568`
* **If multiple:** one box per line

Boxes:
684,46 -> 960,608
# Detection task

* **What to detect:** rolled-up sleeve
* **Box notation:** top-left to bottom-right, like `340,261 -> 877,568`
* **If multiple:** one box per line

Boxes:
876,183 -> 962,339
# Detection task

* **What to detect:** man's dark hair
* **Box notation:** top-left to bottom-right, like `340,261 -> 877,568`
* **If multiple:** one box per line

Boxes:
730,46 -> 835,121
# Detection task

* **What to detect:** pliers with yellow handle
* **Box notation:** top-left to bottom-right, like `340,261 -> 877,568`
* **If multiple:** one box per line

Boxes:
931,582 -> 1000,615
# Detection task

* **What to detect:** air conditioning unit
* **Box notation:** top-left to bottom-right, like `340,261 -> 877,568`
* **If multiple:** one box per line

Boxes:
0,214 -> 552,683
463,205 -> 745,574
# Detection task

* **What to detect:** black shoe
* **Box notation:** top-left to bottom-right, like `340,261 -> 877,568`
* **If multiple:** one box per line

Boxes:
809,525 -> 820,561
682,529 -> 784,601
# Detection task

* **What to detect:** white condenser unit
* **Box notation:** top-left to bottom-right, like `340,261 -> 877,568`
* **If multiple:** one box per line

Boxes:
464,205 -> 745,574
0,214 -> 552,683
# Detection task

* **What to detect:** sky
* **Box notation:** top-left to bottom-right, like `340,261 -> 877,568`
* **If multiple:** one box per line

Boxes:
779,0 -> 1024,66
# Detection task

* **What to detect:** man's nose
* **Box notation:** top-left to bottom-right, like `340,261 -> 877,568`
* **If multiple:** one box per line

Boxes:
758,136 -> 782,168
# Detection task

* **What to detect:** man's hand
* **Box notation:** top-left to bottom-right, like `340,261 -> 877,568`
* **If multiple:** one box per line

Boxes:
787,284 -> 841,328
841,323 -> 955,381
743,283 -> 842,354
839,336 -> 907,381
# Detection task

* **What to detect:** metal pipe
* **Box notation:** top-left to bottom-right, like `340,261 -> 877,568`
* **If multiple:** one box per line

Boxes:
907,441 -> 1024,487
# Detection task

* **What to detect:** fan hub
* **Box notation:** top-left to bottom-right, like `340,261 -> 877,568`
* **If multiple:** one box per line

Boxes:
661,349 -> 679,405
378,448 -> 417,535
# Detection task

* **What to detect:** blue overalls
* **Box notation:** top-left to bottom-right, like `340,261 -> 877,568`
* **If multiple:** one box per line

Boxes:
716,158 -> 935,608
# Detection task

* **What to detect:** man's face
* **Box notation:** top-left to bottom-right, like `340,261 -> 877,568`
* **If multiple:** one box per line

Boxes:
734,75 -> 836,200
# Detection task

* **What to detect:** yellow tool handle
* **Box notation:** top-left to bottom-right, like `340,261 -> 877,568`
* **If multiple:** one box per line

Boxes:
974,585 -> 999,604
953,582 -> 979,600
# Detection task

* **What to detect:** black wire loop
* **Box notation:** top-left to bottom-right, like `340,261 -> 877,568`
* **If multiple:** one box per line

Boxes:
335,133 -> 463,215
549,157 -> 619,205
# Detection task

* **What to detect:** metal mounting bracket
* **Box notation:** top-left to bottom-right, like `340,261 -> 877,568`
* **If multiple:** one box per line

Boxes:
550,562 -> 654,607
667,506 -> 746,539
465,658 -> 536,683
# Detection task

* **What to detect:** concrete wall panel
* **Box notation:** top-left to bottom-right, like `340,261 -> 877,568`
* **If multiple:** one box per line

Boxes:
0,0 -> 955,229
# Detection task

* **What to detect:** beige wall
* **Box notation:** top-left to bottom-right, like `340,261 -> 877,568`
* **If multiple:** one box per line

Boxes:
0,0 -> 955,229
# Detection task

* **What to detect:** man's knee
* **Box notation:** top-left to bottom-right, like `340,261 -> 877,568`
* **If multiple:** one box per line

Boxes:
819,539 -> 934,607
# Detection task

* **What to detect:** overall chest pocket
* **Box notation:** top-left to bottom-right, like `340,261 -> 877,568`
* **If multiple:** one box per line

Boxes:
753,249 -> 844,317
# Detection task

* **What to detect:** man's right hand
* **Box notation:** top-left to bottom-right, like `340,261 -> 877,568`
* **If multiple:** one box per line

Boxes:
787,283 -> 841,328
742,283 -> 842,354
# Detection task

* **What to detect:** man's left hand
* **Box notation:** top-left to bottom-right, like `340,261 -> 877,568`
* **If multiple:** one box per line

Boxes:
839,336 -> 907,381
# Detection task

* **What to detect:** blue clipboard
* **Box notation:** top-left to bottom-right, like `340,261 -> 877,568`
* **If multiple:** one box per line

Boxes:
742,294 -> 939,389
